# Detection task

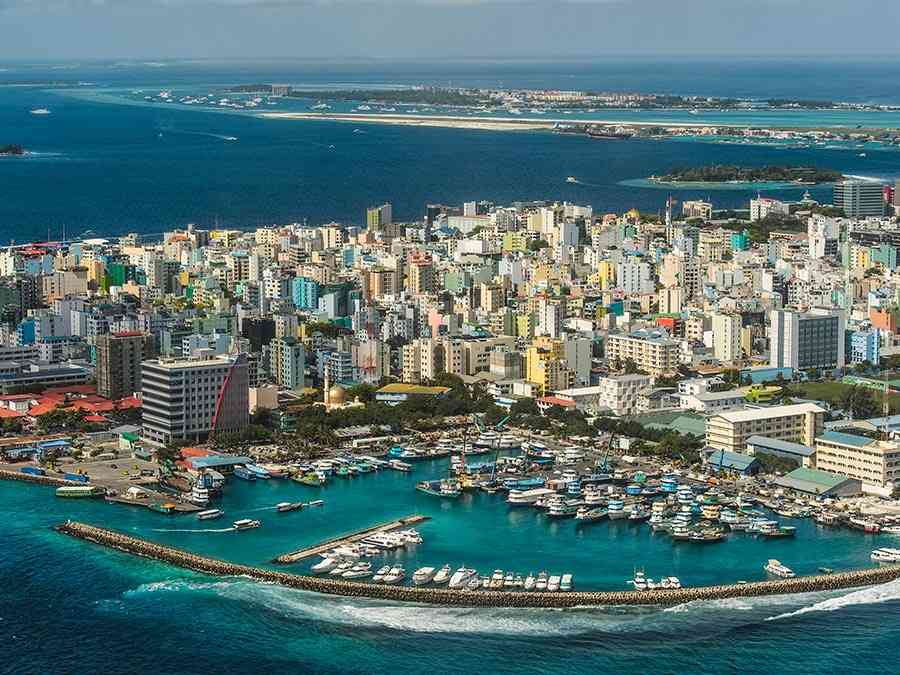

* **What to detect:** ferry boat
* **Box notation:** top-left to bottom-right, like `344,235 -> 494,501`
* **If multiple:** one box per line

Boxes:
764,559 -> 795,578
232,519 -> 261,531
413,567 -> 437,585
56,485 -> 102,498
389,459 -> 412,472
276,501 -> 303,513
848,517 -> 881,534
416,479 -> 461,498
546,495 -> 580,518
871,548 -> 900,563
448,567 -> 478,589
433,565 -> 452,585
190,483 -> 210,506
233,466 -> 256,481
196,508 -> 224,520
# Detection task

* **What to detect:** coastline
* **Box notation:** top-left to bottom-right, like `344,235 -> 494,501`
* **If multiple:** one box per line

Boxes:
258,111 -> 558,131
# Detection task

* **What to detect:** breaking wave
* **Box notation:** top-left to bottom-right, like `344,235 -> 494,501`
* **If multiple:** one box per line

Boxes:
766,578 -> 900,621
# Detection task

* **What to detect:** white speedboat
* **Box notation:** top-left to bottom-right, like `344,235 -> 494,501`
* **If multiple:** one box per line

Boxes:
489,570 -> 505,589
448,566 -> 477,589
311,557 -> 340,574
372,565 -> 391,582
343,563 -> 373,579
547,575 -> 561,592
871,548 -> 900,563
196,508 -> 224,520
535,571 -> 548,591
413,566 -> 437,585
383,566 -> 405,585
232,519 -> 260,531
764,559 -> 795,578
524,572 -> 536,591
660,576 -> 682,589
432,565 -> 452,585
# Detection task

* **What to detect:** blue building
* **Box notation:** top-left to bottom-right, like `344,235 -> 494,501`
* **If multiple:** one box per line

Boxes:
702,448 -> 761,475
845,328 -> 880,365
292,276 -> 320,310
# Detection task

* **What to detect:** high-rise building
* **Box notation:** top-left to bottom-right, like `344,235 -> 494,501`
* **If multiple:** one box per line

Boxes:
141,354 -> 249,446
682,200 -> 713,220
407,252 -> 434,295
834,179 -> 885,218
96,331 -> 155,400
749,197 -> 790,222
366,203 -> 392,231
269,337 -> 306,390
769,309 -> 846,372
711,313 -> 742,363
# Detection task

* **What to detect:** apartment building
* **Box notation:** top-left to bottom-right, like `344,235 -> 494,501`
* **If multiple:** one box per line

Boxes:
705,402 -> 825,454
605,329 -> 679,376
815,431 -> 900,496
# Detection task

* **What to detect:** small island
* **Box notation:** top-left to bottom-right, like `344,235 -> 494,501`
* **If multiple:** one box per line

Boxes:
651,164 -> 843,185
0,144 -> 25,157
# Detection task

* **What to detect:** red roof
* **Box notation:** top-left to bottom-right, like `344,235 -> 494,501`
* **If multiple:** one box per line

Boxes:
537,396 -> 577,408
83,414 -> 110,424
116,397 -> 142,410
113,331 -> 145,338
0,408 -> 24,419
28,403 -> 59,417
70,400 -> 116,413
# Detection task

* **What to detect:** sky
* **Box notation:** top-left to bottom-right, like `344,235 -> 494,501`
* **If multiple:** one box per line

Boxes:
2,0 -> 900,60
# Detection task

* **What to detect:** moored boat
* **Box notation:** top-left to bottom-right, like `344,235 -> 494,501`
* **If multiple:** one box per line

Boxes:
197,508 -> 224,520
764,559 -> 795,578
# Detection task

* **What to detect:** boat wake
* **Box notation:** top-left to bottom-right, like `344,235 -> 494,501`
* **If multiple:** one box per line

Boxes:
149,527 -> 234,533
766,579 -> 900,622
158,128 -> 238,142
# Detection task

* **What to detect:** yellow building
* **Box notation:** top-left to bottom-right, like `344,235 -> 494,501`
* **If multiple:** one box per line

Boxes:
596,260 -> 615,289
516,313 -> 536,339
501,232 -> 528,253
526,344 -> 573,395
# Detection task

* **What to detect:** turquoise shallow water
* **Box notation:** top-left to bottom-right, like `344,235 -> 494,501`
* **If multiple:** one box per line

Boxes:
4,469 -> 900,674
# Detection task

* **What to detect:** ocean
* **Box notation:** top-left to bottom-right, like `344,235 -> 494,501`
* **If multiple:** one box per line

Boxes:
2,59 -> 900,242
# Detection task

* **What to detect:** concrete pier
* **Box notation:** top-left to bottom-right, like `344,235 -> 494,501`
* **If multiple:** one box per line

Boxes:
274,514 -> 429,564
0,469 -> 83,488
56,521 -> 900,608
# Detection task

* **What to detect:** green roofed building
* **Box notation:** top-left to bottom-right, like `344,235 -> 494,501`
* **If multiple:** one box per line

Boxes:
773,467 -> 861,497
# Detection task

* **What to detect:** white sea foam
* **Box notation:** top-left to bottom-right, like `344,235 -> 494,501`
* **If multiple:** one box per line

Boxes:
766,579 -> 900,621
149,527 -> 234,533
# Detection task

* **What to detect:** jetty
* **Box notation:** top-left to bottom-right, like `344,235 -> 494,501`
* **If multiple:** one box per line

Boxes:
0,468 -> 84,488
57,521 -> 900,608
273,514 -> 429,564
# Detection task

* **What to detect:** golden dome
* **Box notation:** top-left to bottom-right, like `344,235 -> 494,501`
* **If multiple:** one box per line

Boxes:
328,384 -> 347,405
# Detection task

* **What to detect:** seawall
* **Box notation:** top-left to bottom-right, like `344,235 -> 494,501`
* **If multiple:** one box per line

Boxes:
55,521 -> 900,608
0,469 -> 82,488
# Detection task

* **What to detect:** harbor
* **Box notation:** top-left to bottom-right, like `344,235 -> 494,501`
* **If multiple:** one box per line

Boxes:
55,520 -> 900,608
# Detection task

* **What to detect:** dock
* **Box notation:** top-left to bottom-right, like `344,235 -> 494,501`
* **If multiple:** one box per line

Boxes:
104,495 -> 203,513
273,514 -> 429,564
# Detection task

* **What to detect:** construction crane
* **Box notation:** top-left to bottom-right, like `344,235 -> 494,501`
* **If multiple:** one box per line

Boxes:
598,433 -> 616,475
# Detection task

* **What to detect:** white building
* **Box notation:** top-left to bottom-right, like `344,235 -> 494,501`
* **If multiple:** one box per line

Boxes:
711,312 -> 742,362
556,374 -> 651,416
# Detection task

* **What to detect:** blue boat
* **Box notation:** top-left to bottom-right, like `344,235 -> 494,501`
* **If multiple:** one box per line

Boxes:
624,483 -> 643,496
244,463 -> 271,479
233,466 -> 256,481
503,477 -> 545,490
660,476 -> 679,493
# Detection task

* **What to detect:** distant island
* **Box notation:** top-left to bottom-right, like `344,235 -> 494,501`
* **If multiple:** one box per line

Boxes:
651,165 -> 843,185
0,144 -> 25,156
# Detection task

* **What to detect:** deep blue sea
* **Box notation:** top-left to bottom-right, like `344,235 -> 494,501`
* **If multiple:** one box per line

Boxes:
2,59 -> 900,242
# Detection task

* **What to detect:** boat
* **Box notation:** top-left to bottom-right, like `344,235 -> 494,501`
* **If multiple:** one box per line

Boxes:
448,567 -> 478,589
848,517 -> 881,534
660,576 -> 682,589
546,496 -> 580,518
382,566 -> 406,585
507,487 -> 555,505
871,548 -> 900,563
629,504 -> 651,522
503,572 -> 516,588
196,508 -> 224,520
575,506 -> 608,523
372,565 -> 391,582
311,557 -> 340,574
293,472 -> 325,487
307,499 -> 325,507
566,176 -> 578,184
524,572 -> 536,591
30,108 -> 51,115
416,479 -> 461,498
276,501 -> 303,513
489,570 -> 505,589
232,519 -> 261,531
535,571 -> 548,591
547,575 -> 561,592
560,574 -> 573,591
389,459 -> 412,472
764,559 -> 795,578
607,499 -> 629,520
190,483 -> 210,506
343,563 -> 373,579
55,485 -> 102,498
413,567 -> 437,585
329,561 -> 354,576
432,565 -> 452,585
882,525 -> 900,534
233,466 -> 256,481
629,570 -> 648,591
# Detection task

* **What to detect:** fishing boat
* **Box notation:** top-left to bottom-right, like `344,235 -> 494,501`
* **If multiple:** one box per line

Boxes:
764,559 -> 795,578
607,499 -> 629,520
233,466 -> 256,481
448,567 -> 478,589
416,479 -> 461,498
413,567 -> 437,585
760,525 -> 796,538
432,565 -> 452,585
232,519 -> 261,531
848,517 -> 881,534
871,548 -> 900,563
196,508 -> 224,520
276,501 -> 303,513
575,505 -> 608,522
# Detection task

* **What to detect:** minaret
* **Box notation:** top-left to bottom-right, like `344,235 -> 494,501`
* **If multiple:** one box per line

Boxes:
323,364 -> 331,408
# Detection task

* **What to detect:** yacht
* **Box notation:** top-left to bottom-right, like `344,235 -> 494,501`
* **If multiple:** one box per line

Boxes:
489,570 -> 505,589
560,574 -> 573,591
566,176 -> 578,184
524,573 -> 536,591
343,563 -> 373,579
232,519 -> 260,531
413,567 -> 437,585
764,559 -> 795,578
372,565 -> 391,582
448,567 -> 478,589
382,566 -> 406,585
871,548 -> 900,563
630,570 -> 648,591
467,576 -> 483,590
196,508 -> 224,520
535,571 -> 548,591
660,576 -> 682,590
432,565 -> 452,585
311,557 -> 340,574
329,561 -> 354,577
503,572 -> 516,588
547,575 -> 561,592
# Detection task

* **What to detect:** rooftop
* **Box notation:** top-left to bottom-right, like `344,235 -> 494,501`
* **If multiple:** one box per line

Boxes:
746,435 -> 815,457
376,383 -> 452,396
816,430 -> 874,448
703,448 -> 758,471
774,467 -> 855,495
712,402 -> 825,424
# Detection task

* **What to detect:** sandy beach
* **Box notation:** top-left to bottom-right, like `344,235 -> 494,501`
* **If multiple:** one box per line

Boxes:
258,111 -> 559,131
